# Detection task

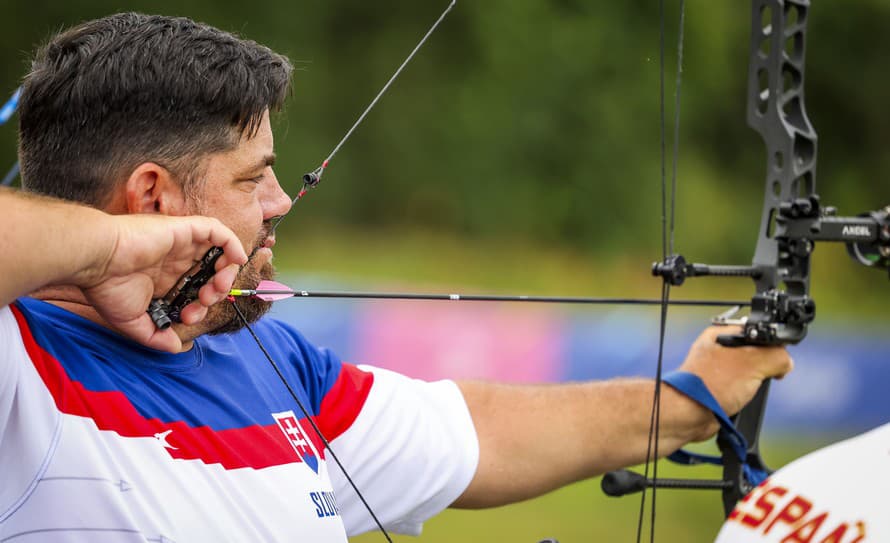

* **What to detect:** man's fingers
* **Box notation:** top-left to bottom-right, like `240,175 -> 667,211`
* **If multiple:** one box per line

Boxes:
77,214 -> 250,352
679,325 -> 796,416
143,327 -> 185,353
762,346 -> 794,379
199,264 -> 240,306
203,219 -> 247,268
178,303 -> 209,326
734,344 -> 793,381
706,325 -> 794,380
113,313 -> 184,353
775,355 -> 794,380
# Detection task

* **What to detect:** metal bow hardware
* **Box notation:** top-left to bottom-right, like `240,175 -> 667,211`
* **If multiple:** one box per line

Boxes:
601,0 -> 890,528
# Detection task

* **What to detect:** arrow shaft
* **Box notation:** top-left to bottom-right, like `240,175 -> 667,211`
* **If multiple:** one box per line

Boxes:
235,288 -> 749,307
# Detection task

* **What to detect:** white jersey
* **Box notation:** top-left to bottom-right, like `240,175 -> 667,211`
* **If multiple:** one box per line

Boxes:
0,298 -> 479,542
715,423 -> 890,543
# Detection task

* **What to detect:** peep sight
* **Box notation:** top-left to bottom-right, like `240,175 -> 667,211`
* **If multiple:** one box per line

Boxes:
302,169 -> 322,187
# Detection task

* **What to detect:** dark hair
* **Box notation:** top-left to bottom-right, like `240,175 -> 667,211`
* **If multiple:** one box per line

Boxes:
18,13 -> 293,206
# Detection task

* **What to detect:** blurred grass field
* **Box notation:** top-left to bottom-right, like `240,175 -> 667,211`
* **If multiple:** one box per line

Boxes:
349,440 -> 832,542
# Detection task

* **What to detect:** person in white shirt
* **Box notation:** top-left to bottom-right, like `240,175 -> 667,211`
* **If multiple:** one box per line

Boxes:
715,423 -> 889,542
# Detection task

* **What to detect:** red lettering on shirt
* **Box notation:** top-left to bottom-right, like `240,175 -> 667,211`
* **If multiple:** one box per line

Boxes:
781,511 -> 827,543
848,521 -> 866,543
764,496 -> 813,535
818,523 -> 849,543
725,483 -> 870,543
740,484 -> 789,529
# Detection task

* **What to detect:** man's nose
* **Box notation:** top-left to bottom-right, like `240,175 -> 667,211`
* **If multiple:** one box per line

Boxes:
261,169 -> 292,221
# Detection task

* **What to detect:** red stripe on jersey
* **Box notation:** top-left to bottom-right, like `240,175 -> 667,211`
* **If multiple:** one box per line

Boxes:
317,363 -> 374,441
9,305 -> 329,470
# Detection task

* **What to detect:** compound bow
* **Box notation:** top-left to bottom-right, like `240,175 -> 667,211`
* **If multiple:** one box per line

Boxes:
603,1 -> 890,541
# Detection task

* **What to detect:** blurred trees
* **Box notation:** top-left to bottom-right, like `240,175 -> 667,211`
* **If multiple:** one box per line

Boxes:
1,0 -> 888,267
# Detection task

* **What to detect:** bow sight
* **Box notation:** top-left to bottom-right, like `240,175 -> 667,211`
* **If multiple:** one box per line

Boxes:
846,206 -> 890,275
652,197 -> 890,346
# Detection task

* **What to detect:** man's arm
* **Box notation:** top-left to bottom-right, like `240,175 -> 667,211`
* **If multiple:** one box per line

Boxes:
0,187 -> 247,351
454,326 -> 793,508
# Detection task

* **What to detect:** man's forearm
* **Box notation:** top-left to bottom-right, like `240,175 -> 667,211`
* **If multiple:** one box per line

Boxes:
0,187 -> 116,307
453,378 -> 713,508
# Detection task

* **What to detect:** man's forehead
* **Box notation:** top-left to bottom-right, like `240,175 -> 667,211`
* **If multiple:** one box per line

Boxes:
221,114 -> 275,173
243,153 -> 277,173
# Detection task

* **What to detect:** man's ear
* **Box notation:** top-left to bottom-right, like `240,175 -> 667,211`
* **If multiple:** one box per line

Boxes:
124,162 -> 188,215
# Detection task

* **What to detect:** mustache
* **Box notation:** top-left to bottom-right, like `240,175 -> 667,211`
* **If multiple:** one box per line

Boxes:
246,221 -> 273,260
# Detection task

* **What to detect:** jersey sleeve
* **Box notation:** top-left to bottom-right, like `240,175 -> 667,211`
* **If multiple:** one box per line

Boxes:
0,305 -> 62,520
323,364 -> 479,537
0,306 -> 16,396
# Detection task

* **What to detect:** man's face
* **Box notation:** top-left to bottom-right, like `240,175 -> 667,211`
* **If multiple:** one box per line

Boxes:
184,111 -> 292,335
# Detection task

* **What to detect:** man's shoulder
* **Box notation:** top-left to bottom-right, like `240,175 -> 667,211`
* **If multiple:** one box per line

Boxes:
772,423 -> 890,483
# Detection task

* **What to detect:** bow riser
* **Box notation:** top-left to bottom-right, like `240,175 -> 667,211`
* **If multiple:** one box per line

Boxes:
744,0 -> 816,346
716,0 -> 817,516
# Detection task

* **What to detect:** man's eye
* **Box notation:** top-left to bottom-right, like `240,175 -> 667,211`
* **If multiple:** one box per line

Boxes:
247,174 -> 264,184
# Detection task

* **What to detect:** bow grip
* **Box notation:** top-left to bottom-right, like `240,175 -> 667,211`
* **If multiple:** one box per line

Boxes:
716,320 -> 787,347
716,333 -> 749,348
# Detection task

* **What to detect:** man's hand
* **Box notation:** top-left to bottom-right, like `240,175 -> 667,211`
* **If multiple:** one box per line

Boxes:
456,326 -> 793,508
0,189 -> 247,353
76,214 -> 248,352
677,325 -> 794,419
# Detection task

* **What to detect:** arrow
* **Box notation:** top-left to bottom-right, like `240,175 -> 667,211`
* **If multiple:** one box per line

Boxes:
229,280 -> 750,307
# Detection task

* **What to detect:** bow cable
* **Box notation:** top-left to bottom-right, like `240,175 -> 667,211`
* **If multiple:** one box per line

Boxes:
637,1 -> 687,541
230,302 -> 394,542
236,4 -> 458,541
270,0 -> 457,235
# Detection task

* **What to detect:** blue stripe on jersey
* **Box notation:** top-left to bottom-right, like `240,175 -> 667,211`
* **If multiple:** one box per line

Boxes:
14,297 -> 343,431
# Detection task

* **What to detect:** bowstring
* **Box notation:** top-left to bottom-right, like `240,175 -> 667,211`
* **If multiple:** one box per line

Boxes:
639,0 -> 686,541
320,0 -> 455,168
269,0 -> 456,236
670,0 -> 686,254
231,301 -> 394,542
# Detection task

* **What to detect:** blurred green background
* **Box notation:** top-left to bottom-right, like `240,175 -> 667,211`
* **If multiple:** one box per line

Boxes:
2,0 -> 889,540
2,1 -> 889,310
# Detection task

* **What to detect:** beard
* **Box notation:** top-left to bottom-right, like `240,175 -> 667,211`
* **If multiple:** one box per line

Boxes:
207,259 -> 275,335
183,188 -> 279,336
202,225 -> 276,335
